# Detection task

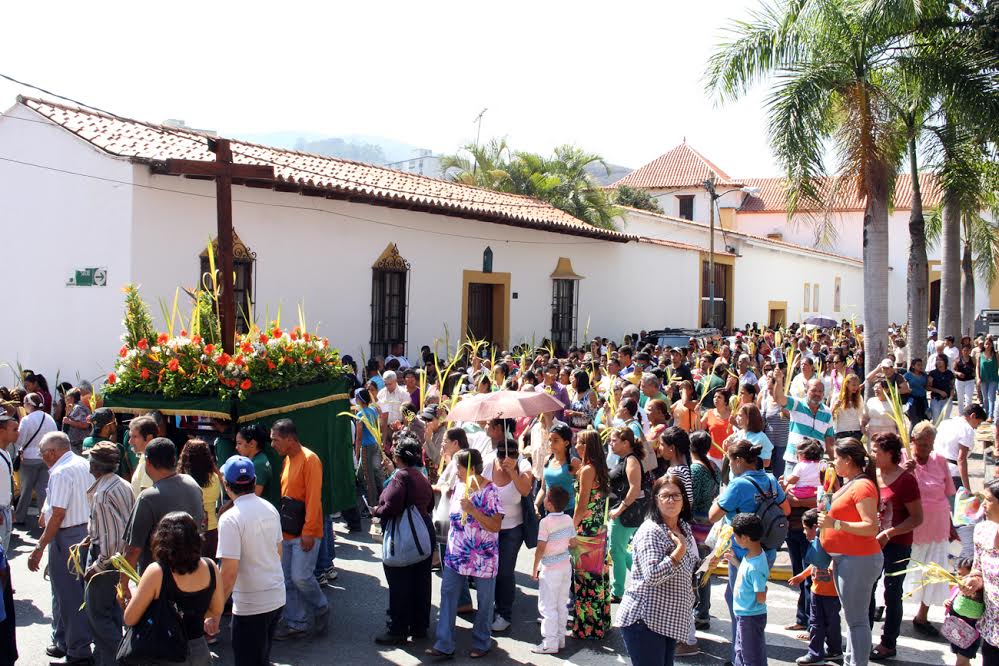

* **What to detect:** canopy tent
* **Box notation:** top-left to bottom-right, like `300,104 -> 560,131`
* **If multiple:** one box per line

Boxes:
103,378 -> 355,514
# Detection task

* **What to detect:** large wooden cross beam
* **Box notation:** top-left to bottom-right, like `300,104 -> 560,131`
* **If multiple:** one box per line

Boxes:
164,139 -> 274,353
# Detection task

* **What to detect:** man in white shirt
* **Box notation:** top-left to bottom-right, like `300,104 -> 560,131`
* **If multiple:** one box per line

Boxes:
0,415 -> 16,551
210,456 -> 285,665
127,415 -> 159,498
934,404 -> 987,492
377,370 -> 412,440
27,432 -> 95,663
927,332 -> 939,359
385,342 -> 412,370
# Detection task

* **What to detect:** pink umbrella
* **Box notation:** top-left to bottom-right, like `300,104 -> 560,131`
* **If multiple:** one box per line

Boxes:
445,389 -> 565,422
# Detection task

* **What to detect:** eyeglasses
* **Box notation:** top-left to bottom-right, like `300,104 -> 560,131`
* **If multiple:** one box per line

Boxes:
656,493 -> 683,502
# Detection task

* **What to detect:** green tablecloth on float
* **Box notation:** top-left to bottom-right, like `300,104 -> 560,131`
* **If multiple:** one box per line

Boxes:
103,378 -> 354,514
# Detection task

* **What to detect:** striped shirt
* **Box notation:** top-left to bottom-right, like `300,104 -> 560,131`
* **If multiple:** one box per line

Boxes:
783,396 -> 836,463
43,451 -> 95,527
538,512 -> 575,569
88,473 -> 134,558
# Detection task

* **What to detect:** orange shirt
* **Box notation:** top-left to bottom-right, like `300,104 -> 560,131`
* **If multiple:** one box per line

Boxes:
703,410 -> 733,460
810,566 -> 837,597
820,478 -> 880,556
280,445 -> 324,539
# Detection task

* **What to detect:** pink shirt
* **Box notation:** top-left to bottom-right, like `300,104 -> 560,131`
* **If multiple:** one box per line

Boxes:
538,512 -> 575,570
912,452 -> 956,544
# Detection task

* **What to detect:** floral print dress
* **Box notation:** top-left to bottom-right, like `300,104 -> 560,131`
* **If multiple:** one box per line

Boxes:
572,487 -> 612,639
445,481 -> 501,577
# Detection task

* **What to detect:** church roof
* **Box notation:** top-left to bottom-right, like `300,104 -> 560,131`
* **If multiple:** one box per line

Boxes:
737,173 -> 944,213
18,96 -> 633,242
611,142 -> 743,189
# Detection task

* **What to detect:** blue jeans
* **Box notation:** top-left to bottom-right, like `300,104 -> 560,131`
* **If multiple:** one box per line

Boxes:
807,594 -> 842,659
621,620 -> 677,666
494,525 -> 523,621
983,381 -> 999,421
734,613 -> 768,666
281,538 -> 328,631
313,515 -> 335,576
50,524 -> 92,659
435,565 -> 495,655
726,552 -> 776,661
833,551 -> 884,666
786,529 -> 812,627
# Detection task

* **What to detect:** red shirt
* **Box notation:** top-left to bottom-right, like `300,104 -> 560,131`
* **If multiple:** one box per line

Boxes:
879,470 -> 921,546
821,478 -> 881,556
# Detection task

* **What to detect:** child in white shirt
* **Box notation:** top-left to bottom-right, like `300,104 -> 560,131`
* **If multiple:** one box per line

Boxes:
531,485 -> 576,654
783,439 -> 823,500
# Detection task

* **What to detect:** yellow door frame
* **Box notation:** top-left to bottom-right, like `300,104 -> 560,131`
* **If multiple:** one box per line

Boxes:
767,300 -> 788,328
460,270 -> 511,348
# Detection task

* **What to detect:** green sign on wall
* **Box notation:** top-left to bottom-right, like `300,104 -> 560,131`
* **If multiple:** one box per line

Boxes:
67,267 -> 108,287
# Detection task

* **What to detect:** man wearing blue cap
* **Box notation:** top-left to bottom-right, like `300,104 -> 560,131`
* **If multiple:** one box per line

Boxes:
208,455 -> 285,666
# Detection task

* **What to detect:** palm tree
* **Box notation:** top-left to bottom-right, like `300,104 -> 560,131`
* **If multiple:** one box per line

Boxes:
546,145 -> 623,230
706,0 -> 916,384
440,138 -> 513,191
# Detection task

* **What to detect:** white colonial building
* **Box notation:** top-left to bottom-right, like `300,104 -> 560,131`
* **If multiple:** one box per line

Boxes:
612,140 -> 996,327
2,96 -> 864,381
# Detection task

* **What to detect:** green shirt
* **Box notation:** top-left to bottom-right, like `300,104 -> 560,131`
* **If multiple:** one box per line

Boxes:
252,450 -> 281,509
214,436 -> 237,466
981,354 -> 999,383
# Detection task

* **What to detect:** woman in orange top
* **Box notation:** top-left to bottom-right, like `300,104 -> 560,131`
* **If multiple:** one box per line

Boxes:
700,389 -> 733,462
818,438 -> 882,666
671,381 -> 699,433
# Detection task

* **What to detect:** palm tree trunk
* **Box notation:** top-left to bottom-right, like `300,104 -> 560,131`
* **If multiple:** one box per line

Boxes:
962,220 -> 976,337
939,192 -> 963,339
863,172 -> 891,391
905,138 -> 928,365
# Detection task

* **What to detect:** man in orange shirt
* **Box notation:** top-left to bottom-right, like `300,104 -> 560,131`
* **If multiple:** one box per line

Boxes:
270,418 -> 329,641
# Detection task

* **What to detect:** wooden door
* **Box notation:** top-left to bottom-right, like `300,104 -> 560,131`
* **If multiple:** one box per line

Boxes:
467,283 -> 494,343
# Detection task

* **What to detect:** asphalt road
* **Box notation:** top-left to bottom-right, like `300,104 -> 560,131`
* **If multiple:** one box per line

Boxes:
10,448 -> 991,666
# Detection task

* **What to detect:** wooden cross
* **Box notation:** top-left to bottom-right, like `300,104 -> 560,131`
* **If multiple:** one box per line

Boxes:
163,139 -> 274,353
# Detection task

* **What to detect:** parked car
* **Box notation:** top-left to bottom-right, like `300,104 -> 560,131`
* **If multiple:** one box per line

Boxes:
640,327 -> 720,351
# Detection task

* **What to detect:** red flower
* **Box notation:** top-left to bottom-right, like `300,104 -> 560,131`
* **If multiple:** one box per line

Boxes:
137,338 -> 148,350
303,333 -> 311,342
157,333 -> 169,345
180,329 -> 188,338
284,356 -> 294,365
267,360 -> 276,370
140,368 -> 151,380
119,345 -> 128,358
204,344 -> 214,355
313,355 -> 321,363
167,359 -> 180,372
240,342 -> 253,354
240,379 -> 252,391
322,339 -> 329,348
290,332 -> 298,341
259,333 -> 269,344
192,335 -> 202,345
273,327 -> 283,338
107,372 -> 117,385
234,355 -> 246,367
216,353 -> 231,366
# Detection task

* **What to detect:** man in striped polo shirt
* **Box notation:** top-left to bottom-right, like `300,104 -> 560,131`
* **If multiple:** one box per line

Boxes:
772,367 -> 836,462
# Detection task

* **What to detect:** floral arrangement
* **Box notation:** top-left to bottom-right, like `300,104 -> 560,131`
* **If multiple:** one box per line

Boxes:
104,285 -> 344,399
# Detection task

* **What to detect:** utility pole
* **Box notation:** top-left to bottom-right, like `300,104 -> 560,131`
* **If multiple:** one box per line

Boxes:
472,108 -> 487,175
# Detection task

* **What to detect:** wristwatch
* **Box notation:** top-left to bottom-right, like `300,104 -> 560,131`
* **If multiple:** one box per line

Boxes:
834,519 -> 842,531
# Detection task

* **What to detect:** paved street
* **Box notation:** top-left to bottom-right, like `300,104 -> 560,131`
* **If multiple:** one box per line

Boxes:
9,447 -> 991,666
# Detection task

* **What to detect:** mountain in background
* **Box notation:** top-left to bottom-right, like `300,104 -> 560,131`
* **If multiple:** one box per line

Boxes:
234,130 -> 422,165
586,162 -> 633,186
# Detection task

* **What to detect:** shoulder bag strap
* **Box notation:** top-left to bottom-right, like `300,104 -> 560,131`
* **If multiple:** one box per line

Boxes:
20,414 -> 46,456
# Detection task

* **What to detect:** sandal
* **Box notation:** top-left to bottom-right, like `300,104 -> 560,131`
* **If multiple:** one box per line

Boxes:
469,649 -> 490,658
424,648 -> 454,660
784,623 -> 806,631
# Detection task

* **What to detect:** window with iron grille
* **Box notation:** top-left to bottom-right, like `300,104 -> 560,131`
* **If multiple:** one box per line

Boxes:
551,279 -> 579,355
677,195 -> 695,220
370,245 -> 410,359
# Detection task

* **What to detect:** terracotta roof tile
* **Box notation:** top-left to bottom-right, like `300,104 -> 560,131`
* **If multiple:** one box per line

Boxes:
18,96 -> 633,242
638,236 -> 734,256
737,173 -> 943,213
611,142 -> 742,189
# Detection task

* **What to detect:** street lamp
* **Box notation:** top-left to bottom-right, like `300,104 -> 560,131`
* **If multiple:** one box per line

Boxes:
702,176 -> 761,329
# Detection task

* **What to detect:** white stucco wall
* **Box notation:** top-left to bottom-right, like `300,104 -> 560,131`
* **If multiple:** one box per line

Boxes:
0,105 -> 135,384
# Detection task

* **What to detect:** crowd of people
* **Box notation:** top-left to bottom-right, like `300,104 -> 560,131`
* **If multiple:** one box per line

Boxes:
1,321 -> 999,666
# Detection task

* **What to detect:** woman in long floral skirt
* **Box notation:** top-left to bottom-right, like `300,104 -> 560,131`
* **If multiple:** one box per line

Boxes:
571,430 -> 612,639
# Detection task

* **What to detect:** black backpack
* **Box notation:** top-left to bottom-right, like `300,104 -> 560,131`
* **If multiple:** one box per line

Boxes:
745,475 -> 789,551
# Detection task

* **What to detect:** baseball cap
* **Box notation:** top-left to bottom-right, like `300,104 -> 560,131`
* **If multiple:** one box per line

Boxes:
221,455 -> 256,484
880,359 -> 894,369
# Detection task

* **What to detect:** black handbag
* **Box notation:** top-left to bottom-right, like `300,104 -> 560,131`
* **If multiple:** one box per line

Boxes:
116,563 -> 189,664
279,496 -> 307,537
521,493 -> 539,549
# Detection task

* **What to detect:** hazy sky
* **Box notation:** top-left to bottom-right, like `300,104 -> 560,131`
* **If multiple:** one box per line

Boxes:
1,0 -> 778,176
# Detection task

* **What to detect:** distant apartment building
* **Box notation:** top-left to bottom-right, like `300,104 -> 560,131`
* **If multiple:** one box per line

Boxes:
384,148 -> 444,178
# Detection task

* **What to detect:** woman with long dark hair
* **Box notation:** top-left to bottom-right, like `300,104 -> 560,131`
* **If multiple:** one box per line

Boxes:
566,369 -> 597,432
615,473 -> 698,665
658,426 -> 693,505
571,429 -> 612,640
123,512 -> 225,665
179,439 -> 223,557
818,438 -> 882,666
608,426 -> 646,602
689,431 -> 720,630
903,358 -> 929,424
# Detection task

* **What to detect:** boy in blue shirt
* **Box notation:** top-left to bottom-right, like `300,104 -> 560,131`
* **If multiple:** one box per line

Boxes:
732,513 -> 769,666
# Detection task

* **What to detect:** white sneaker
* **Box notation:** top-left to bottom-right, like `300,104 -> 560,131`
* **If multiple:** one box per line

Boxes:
531,643 -> 559,654
491,615 -> 511,632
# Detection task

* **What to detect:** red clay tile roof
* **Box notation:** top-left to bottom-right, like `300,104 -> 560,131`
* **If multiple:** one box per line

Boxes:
18,96 -> 633,242
611,142 -> 743,190
638,236 -> 734,256
737,173 -> 943,213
